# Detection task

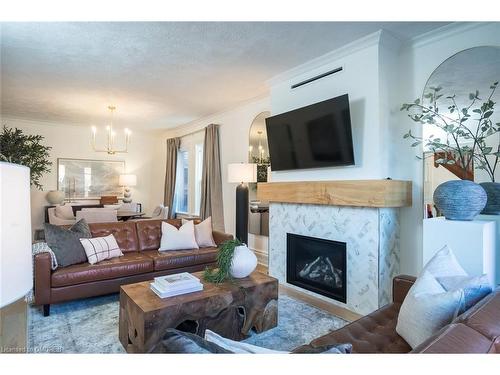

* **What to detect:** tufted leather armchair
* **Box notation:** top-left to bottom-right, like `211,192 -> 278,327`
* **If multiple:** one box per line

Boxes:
34,219 -> 233,316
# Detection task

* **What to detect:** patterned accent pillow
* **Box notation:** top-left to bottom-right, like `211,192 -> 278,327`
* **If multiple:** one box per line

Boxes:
437,274 -> 493,314
80,234 -> 123,265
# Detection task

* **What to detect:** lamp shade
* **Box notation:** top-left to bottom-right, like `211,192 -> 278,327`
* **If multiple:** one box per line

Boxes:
228,163 -> 257,183
119,174 -> 137,187
0,162 -> 32,308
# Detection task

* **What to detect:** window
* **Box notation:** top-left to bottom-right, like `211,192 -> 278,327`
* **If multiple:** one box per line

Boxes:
173,132 -> 204,216
174,150 -> 189,214
194,143 -> 204,215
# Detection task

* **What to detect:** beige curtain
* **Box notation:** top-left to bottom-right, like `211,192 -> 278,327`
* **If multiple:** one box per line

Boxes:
200,124 -> 225,231
164,137 -> 180,219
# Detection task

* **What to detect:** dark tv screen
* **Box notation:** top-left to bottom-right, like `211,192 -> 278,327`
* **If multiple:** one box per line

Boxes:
265,94 -> 354,171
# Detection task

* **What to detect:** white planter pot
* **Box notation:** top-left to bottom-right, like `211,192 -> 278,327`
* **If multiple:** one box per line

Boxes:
46,190 -> 65,205
230,245 -> 257,278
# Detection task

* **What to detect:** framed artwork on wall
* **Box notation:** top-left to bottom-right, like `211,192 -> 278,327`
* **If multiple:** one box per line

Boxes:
57,158 -> 125,200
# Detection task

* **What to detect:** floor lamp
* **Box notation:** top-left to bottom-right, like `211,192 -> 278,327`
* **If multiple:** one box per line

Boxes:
0,162 -> 32,350
228,163 -> 257,245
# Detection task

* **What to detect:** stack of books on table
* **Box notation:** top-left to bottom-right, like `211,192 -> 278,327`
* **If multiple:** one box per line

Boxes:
150,272 -> 203,298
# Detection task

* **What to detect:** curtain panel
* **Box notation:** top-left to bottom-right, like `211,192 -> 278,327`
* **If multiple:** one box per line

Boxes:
200,124 -> 225,231
164,137 -> 180,219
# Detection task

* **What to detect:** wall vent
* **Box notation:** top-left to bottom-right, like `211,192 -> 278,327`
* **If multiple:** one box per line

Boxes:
291,66 -> 343,89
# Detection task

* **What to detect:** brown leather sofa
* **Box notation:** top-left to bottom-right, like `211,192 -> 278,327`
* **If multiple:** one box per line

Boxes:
34,219 -> 232,316
295,275 -> 500,353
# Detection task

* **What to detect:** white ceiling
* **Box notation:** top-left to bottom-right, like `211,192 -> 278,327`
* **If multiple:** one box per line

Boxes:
1,22 -> 449,131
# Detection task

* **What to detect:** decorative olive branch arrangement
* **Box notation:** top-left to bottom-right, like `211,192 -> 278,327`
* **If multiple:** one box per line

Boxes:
401,82 -> 500,182
203,238 -> 242,284
0,125 -> 52,189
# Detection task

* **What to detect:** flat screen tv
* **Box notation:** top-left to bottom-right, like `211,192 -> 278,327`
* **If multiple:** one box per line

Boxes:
265,94 -> 354,171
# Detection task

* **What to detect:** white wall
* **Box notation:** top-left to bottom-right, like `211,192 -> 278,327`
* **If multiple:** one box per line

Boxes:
3,117 -> 165,235
164,96 -> 271,252
268,32 -> 389,182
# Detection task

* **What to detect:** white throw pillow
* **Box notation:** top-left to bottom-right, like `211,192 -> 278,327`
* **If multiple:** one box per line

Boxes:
182,217 -> 216,248
80,234 -> 123,265
55,204 -> 75,220
420,245 -> 468,279
204,330 -> 288,354
396,270 -> 464,349
159,220 -> 199,251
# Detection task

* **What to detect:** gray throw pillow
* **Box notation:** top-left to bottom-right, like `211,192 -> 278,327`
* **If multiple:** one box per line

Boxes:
150,329 -> 232,354
44,219 -> 91,267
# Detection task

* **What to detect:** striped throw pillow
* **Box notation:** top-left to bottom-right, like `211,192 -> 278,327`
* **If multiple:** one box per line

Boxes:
80,234 -> 123,265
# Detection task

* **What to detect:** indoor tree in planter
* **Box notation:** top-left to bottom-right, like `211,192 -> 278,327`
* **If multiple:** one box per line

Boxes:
401,82 -> 500,219
0,125 -> 52,190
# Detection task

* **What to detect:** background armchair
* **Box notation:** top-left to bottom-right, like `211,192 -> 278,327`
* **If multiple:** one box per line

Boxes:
150,205 -> 169,219
47,207 -> 77,225
76,209 -> 118,223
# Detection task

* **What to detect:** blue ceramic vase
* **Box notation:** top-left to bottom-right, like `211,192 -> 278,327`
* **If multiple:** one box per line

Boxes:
433,180 -> 487,221
480,182 -> 500,215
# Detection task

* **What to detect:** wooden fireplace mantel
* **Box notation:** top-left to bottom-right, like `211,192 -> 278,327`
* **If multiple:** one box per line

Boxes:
257,179 -> 412,208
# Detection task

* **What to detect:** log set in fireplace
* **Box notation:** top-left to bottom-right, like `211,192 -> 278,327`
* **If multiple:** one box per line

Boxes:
287,233 -> 347,303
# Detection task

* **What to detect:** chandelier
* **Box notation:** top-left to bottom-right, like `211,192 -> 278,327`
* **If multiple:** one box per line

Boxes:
91,106 -> 131,154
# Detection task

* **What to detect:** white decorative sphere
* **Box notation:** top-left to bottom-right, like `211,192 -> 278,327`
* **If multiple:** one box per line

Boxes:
230,245 -> 258,278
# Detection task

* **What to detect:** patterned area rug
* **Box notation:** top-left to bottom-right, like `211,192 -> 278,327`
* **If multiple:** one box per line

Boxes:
28,293 -> 347,353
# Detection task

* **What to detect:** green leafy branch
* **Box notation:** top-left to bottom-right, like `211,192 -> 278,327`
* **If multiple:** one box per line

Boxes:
401,82 -> 500,182
203,238 -> 242,284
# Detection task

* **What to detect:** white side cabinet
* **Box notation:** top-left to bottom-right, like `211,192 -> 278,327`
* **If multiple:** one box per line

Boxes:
477,214 -> 500,286
423,218 -> 497,286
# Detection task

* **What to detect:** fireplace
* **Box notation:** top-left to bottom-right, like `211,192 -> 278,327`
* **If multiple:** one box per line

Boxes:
286,233 -> 347,303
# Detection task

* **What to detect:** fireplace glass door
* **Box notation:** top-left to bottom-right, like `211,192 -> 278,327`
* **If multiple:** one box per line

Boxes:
286,233 -> 347,303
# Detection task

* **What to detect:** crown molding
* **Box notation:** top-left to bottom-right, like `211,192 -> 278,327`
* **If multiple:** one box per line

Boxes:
409,22 -> 491,49
165,93 -> 270,138
1,115 -> 160,137
378,29 -> 404,53
267,30 -> 383,87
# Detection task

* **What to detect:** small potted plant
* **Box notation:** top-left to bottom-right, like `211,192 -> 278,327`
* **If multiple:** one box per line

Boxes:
204,239 -> 257,283
401,82 -> 499,219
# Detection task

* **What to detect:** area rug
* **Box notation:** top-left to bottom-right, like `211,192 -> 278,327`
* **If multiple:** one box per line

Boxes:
28,293 -> 348,353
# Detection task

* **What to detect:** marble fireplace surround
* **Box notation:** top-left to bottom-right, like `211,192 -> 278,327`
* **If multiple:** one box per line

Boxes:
260,180 -> 412,316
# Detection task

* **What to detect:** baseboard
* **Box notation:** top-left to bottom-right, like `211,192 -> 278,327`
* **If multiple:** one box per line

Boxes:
250,248 -> 268,268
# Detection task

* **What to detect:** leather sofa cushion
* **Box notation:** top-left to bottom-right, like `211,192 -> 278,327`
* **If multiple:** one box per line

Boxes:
455,290 -> 500,340
412,323 -> 494,353
136,219 -> 199,251
307,303 -> 411,353
143,247 -> 218,271
51,252 -> 153,287
89,222 -> 139,253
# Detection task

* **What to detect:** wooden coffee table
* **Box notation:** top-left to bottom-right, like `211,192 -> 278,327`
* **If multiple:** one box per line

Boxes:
119,271 -> 278,353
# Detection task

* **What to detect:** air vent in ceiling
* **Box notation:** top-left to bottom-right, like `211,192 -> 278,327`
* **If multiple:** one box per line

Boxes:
291,66 -> 343,89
